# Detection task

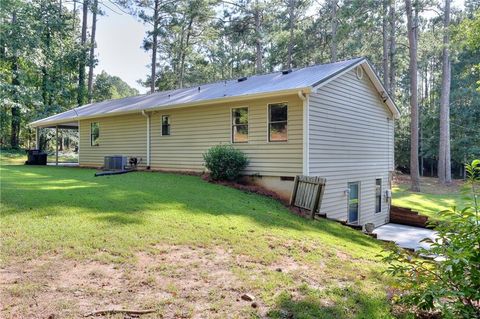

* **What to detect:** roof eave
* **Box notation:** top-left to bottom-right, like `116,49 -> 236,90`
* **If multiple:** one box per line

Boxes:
29,87 -> 312,127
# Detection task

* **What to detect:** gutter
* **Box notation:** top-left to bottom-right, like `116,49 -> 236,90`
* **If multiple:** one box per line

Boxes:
141,110 -> 151,169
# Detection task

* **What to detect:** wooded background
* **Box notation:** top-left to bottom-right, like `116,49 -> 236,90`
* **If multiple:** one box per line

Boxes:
1,0 -> 479,183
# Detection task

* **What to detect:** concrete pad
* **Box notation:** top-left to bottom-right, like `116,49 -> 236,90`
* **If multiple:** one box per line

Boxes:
373,223 -> 438,251
47,162 -> 79,167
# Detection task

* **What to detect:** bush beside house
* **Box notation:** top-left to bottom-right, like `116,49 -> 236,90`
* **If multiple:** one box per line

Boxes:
203,145 -> 249,181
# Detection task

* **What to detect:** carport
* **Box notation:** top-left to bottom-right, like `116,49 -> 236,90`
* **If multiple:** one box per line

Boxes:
34,122 -> 79,166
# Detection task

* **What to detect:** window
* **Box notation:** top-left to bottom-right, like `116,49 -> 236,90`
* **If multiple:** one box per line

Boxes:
162,115 -> 170,136
375,179 -> 382,213
91,122 -> 99,146
232,107 -> 248,143
268,103 -> 288,142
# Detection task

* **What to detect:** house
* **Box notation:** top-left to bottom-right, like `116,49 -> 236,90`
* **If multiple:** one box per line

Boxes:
30,57 -> 400,227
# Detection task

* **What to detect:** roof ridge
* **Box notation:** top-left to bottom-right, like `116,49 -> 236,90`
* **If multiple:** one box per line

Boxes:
30,57 -> 371,127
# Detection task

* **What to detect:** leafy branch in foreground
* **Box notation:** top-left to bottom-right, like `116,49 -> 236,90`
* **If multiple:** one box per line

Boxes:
382,159 -> 480,318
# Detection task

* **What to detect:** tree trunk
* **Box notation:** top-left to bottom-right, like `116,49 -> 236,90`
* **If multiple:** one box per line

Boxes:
382,0 -> 389,91
438,0 -> 452,184
87,0 -> 98,103
150,0 -> 159,94
78,0 -> 89,105
330,0 -> 338,62
287,0 -> 294,68
388,0 -> 396,95
254,0 -> 263,73
405,0 -> 420,192
59,132 -> 64,151
10,11 -> 20,149
179,17 -> 194,89
73,0 -> 76,30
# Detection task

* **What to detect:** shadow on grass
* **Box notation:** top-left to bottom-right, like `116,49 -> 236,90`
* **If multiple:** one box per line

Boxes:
268,287 -> 390,319
1,165 -> 378,248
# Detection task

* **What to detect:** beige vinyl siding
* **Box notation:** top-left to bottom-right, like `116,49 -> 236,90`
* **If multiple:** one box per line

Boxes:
150,94 -> 304,176
79,114 -> 147,167
309,68 -> 394,226
78,94 -> 303,176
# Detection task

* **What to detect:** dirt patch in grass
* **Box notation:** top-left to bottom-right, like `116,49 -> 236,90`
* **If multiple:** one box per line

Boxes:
2,244 -> 331,318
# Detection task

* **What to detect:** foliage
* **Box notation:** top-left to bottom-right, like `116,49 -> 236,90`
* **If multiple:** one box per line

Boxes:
203,144 -> 249,181
0,1 -> 137,149
92,71 -> 139,102
383,159 -> 480,318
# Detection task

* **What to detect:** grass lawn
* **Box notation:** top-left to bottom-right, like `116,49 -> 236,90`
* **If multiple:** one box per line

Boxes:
0,152 -> 396,318
0,148 -> 78,165
392,175 -> 470,222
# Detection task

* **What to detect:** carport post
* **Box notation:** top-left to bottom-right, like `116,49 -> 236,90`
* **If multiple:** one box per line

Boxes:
55,125 -> 59,166
35,127 -> 40,150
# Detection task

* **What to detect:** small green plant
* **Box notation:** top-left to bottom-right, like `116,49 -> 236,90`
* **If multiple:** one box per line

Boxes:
383,160 -> 480,318
203,144 -> 249,181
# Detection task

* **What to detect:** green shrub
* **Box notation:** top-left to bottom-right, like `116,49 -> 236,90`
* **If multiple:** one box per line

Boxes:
382,159 -> 480,318
203,145 -> 249,181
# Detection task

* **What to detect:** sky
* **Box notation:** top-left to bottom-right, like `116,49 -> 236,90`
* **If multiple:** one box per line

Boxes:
94,5 -> 150,94
92,1 -> 466,95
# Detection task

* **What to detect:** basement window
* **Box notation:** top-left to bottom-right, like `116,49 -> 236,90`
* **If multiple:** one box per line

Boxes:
375,179 -> 382,213
268,103 -> 288,142
232,107 -> 248,143
162,115 -> 170,136
91,122 -> 99,146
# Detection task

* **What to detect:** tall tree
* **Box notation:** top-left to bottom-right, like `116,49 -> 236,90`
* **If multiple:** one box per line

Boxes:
286,0 -> 295,68
382,0 -> 390,90
330,0 -> 338,62
87,0 -> 98,103
388,0 -> 396,95
92,70 -> 139,102
253,0 -> 263,73
78,0 -> 88,105
405,0 -> 421,191
10,10 -> 20,148
149,0 -> 160,93
438,0 -> 452,184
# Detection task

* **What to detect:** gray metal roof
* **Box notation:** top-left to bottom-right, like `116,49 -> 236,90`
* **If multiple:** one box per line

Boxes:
31,57 -> 391,127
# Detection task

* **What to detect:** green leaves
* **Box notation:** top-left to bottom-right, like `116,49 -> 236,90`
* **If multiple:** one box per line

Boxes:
203,144 -> 249,181
382,159 -> 480,318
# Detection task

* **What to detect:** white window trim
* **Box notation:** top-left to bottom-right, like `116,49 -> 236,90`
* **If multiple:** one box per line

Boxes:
375,178 -> 383,214
267,102 -> 289,143
161,114 -> 171,136
90,122 -> 100,147
347,181 -> 361,224
230,106 -> 249,144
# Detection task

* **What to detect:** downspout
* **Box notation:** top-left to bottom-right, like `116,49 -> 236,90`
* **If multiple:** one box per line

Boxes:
298,90 -> 309,176
141,110 -> 151,169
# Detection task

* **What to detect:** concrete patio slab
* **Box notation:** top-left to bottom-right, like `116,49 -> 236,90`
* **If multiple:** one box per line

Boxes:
47,162 -> 79,167
373,223 -> 438,251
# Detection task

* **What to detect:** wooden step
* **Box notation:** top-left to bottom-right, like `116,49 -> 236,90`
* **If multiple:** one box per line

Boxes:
390,205 -> 429,228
